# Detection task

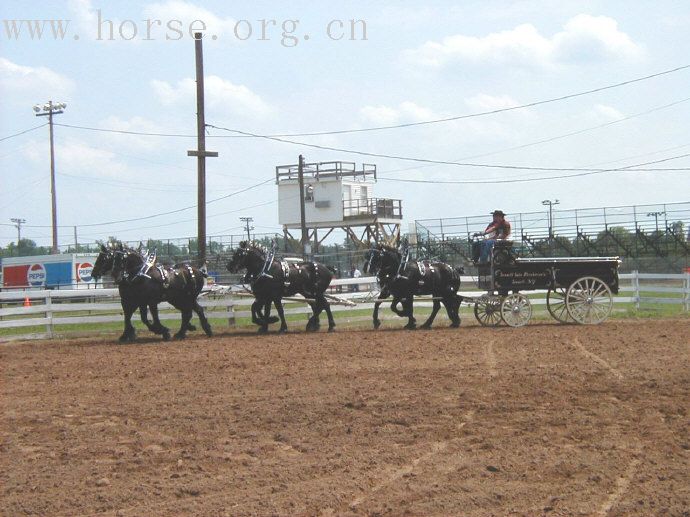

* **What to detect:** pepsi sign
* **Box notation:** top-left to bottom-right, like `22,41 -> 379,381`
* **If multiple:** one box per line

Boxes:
27,263 -> 47,286
77,262 -> 94,282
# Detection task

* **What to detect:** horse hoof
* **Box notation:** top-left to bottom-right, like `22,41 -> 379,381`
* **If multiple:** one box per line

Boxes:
278,327 -> 288,334
257,327 -> 268,335
173,333 -> 186,340
268,316 -> 280,324
404,324 -> 417,331
162,331 -> 171,341
328,326 -> 336,333
420,324 -> 432,330
187,324 -> 197,332
450,321 -> 461,328
373,320 -> 381,330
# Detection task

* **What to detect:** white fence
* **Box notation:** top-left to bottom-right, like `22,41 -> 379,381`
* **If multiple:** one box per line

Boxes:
1,273 -> 688,341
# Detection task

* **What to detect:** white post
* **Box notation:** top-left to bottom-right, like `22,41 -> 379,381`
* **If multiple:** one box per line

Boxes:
228,303 -> 236,327
684,272 -> 690,312
45,290 -> 54,338
632,270 -> 640,310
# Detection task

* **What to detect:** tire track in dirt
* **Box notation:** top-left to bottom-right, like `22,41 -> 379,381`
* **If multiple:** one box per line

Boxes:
596,450 -> 642,516
572,337 -> 624,380
484,339 -> 498,378
349,441 -> 449,508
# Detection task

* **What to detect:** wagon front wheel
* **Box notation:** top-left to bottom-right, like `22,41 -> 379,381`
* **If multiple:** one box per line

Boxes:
565,276 -> 613,325
547,287 -> 574,324
474,298 -> 503,327
500,293 -> 532,327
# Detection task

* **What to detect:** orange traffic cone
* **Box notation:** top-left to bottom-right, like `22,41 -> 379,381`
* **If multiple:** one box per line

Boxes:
23,296 -> 31,307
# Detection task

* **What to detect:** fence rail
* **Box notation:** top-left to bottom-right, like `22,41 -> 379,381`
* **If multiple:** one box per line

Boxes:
1,273 -> 687,341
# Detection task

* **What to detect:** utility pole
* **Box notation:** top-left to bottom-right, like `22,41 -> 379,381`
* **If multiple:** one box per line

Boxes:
187,32 -> 218,268
297,155 -> 309,260
34,100 -> 66,254
647,211 -> 664,233
542,199 -> 560,254
239,217 -> 254,241
73,225 -> 78,252
10,218 -> 26,256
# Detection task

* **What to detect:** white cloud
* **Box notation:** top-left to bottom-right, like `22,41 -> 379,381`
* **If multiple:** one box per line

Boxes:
404,14 -> 643,68
151,76 -> 270,116
591,104 -> 625,121
0,58 -> 74,99
464,94 -> 521,111
69,0 -> 235,42
142,0 -> 237,38
96,116 -> 171,151
23,138 -> 130,179
67,0 -> 98,36
359,101 -> 437,125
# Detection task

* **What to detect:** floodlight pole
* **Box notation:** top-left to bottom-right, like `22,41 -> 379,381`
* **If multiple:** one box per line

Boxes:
187,32 -> 218,267
542,199 -> 560,254
34,100 -> 65,254
646,211 -> 664,233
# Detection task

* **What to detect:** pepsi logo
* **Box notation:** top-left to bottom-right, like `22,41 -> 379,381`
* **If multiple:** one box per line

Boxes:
27,263 -> 47,286
77,262 -> 94,282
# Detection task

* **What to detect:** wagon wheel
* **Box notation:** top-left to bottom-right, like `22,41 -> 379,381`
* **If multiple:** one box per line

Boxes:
546,287 -> 575,324
565,276 -> 613,325
474,298 -> 503,327
500,293 -> 532,327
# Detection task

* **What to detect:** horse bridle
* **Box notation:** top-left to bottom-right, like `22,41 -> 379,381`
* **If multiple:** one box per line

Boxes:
112,248 -> 138,284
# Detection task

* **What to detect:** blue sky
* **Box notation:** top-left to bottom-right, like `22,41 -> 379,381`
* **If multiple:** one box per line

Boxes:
1,0 -> 689,248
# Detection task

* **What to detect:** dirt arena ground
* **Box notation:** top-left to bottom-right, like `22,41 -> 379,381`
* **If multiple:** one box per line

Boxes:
1,319 -> 688,516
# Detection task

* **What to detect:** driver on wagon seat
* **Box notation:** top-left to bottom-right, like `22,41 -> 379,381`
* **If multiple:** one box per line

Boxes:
478,210 -> 511,263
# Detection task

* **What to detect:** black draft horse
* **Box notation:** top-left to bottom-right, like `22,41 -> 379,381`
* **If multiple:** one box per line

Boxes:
92,243 -> 168,340
92,242 -> 212,342
227,241 -> 336,333
363,244 -> 463,330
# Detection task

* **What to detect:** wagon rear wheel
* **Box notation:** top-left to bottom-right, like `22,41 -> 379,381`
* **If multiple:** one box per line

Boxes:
566,276 -> 613,325
546,287 -> 574,324
500,293 -> 532,327
474,298 -> 502,327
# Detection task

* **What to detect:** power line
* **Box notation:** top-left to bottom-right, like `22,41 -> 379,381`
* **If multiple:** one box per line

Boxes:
379,153 -> 690,184
376,96 -> 690,177
222,64 -> 690,136
8,178 -> 274,229
53,64 -> 690,140
0,123 -> 47,142
77,197 -> 284,238
208,124 -> 690,173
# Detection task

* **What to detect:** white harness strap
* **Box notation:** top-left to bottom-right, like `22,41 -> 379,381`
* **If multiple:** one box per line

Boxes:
281,260 -> 291,287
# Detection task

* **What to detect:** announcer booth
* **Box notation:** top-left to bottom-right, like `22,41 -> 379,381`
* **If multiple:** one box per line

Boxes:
1,253 -> 99,290
277,161 -> 403,251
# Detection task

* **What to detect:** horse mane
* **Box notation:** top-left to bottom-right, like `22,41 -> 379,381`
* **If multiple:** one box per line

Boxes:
377,244 -> 401,255
240,240 -> 268,257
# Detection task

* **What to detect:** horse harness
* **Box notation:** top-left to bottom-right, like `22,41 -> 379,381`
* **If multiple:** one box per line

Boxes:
127,250 -> 196,290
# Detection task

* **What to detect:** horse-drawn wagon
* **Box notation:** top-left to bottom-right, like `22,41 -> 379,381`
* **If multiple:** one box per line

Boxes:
470,239 -> 621,327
